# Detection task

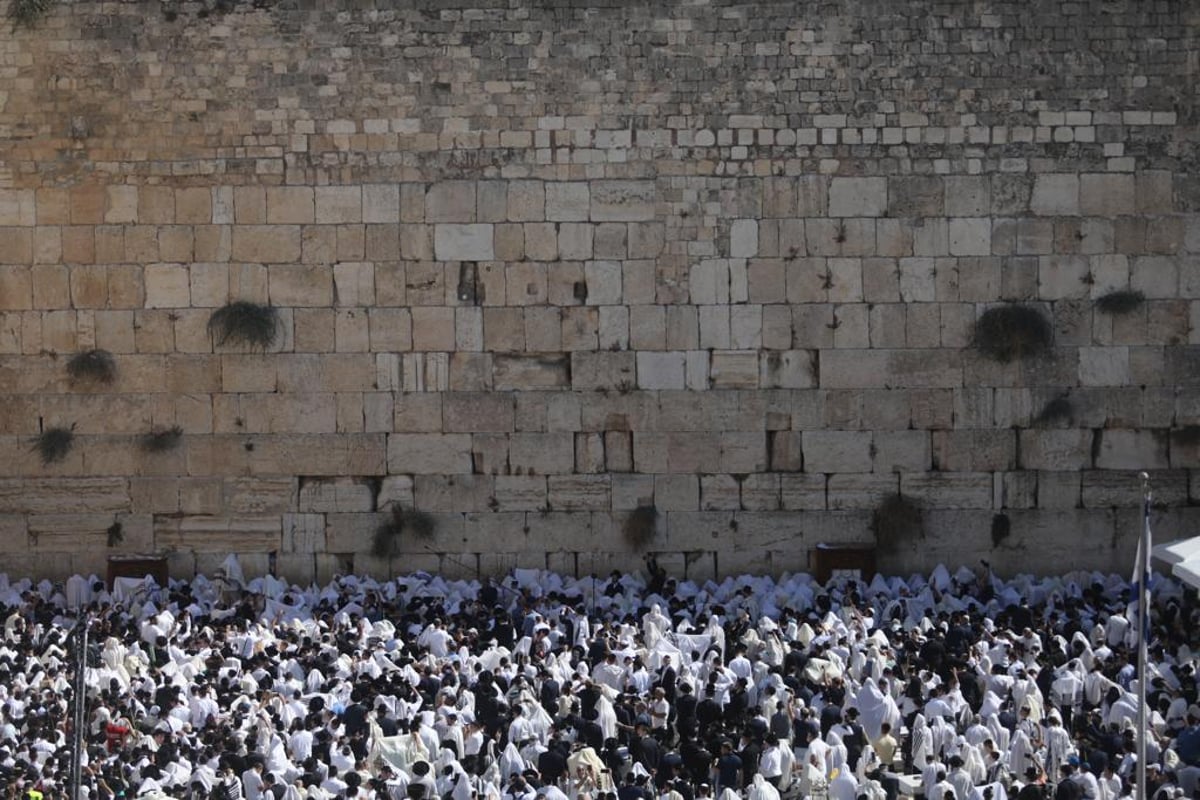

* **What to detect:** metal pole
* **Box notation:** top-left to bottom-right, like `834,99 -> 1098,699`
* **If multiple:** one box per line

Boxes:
68,612 -> 89,800
1136,472 -> 1151,800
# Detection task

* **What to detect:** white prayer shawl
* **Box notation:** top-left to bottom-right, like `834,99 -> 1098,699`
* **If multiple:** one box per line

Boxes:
1007,730 -> 1035,779
963,741 -> 988,785
931,717 -> 957,760
826,731 -> 849,775
853,678 -> 900,742
1013,683 -> 1044,724
910,715 -> 932,768
567,747 -> 614,793
778,739 -> 796,791
595,686 -> 619,742
370,722 -> 430,772
862,779 -> 888,800
748,773 -> 782,800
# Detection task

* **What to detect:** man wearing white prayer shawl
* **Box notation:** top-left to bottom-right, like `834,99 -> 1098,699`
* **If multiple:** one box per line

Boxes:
830,762 -> 861,800
643,605 -> 670,650
749,772 -> 784,800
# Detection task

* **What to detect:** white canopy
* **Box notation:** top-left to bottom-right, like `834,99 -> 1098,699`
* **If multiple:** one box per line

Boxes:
1151,536 -> 1200,567
1153,536 -> 1200,591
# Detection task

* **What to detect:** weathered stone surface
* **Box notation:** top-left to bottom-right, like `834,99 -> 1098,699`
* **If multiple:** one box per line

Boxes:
0,478 -> 130,514
0,1 -> 1190,579
434,224 -> 494,261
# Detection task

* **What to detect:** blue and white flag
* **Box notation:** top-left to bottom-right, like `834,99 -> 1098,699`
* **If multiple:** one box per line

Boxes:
1125,511 -> 1153,647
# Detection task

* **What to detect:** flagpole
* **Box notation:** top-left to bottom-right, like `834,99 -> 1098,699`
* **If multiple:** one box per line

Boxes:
1136,471 -> 1151,800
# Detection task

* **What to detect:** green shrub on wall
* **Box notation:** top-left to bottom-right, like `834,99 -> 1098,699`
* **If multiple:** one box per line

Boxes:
208,302 -> 280,350
973,304 -> 1052,363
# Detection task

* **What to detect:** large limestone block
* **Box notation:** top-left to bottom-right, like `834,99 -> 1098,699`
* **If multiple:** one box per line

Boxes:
226,477 -> 297,514
315,186 -> 362,223
1081,469 -> 1187,508
760,350 -> 816,389
425,182 -> 476,223
709,351 -> 759,389
155,515 -> 282,552
266,187 -> 315,224
803,431 -> 873,473
1017,429 -> 1092,471
827,473 -> 897,510
636,351 -> 685,390
571,351 -> 635,391
829,177 -> 887,217
231,226 -> 301,263
324,512 -> 377,552
414,475 -> 494,513
28,513 -> 118,551
700,474 -> 740,510
931,430 -> 1017,471
493,354 -> 570,390
282,513 -> 326,553
548,474 -> 610,510
269,263 -> 334,306
444,392 -> 515,432
434,224 -> 494,261
545,183 -> 589,221
187,434 -> 386,476
901,471 -> 993,508
388,434 -> 473,474
0,478 -> 130,514
143,264 -> 191,308
1030,174 -> 1079,216
494,475 -> 547,511
1092,429 -> 1168,470
590,180 -> 656,221
509,433 -> 574,475
1079,174 -> 1135,216
819,350 -> 889,389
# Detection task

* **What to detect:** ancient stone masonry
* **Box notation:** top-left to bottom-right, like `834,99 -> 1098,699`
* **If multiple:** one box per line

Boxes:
0,0 -> 1197,581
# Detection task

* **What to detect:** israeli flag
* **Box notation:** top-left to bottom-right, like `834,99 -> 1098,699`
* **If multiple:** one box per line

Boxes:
1125,511 -> 1153,647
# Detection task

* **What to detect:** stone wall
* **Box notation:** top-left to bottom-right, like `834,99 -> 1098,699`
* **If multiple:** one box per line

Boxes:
0,0 -> 1197,582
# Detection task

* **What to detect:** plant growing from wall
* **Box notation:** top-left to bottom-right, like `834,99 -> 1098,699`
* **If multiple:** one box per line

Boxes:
622,505 -> 658,550
9,0 -> 52,28
33,425 -> 75,465
371,506 -> 437,559
1033,393 -> 1073,427
1095,289 -> 1145,315
207,301 -> 280,350
972,304 -> 1052,363
140,425 -> 184,453
106,521 -> 124,548
66,349 -> 117,385
871,493 -> 923,555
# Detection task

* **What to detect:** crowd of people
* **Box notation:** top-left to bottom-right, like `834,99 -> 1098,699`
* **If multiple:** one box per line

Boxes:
0,555 -> 1197,800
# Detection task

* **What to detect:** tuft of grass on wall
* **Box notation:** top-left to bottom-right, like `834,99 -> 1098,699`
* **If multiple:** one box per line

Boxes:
371,506 -> 437,559
66,349 -> 118,385
10,0 -> 52,29
33,426 -> 75,466
140,425 -> 184,453
972,304 -> 1052,363
207,301 -> 280,350
1033,394 -> 1073,427
622,505 -> 658,550
872,493 -> 923,554
1095,289 -> 1145,316
106,521 -> 124,548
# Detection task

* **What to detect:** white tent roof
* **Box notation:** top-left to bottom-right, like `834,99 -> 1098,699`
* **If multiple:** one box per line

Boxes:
1152,536 -> 1200,567
1154,536 -> 1200,591
1175,558 -> 1200,592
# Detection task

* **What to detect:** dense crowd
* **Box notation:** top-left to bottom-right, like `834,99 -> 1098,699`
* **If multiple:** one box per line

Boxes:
0,555 -> 1197,800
